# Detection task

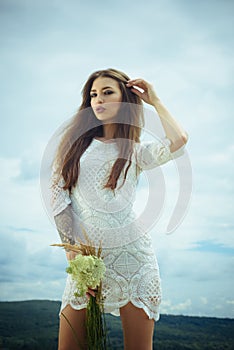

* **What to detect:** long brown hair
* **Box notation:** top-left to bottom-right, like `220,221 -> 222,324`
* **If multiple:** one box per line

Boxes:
54,68 -> 144,191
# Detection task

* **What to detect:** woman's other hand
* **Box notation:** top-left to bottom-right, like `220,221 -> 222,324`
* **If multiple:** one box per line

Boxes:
86,287 -> 97,299
126,79 -> 160,106
66,251 -> 97,299
66,250 -> 78,261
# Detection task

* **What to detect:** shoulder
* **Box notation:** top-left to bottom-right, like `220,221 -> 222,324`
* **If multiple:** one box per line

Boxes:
132,137 -> 173,170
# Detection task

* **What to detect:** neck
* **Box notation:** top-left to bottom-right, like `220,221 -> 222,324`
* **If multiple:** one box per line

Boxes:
102,123 -> 116,140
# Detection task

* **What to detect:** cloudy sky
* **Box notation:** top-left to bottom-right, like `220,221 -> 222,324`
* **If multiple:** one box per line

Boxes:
0,0 -> 233,319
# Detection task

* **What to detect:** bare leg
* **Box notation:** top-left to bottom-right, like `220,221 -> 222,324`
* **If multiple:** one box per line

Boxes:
120,302 -> 155,350
58,305 -> 87,350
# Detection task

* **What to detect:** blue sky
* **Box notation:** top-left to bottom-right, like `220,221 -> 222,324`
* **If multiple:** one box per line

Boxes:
0,0 -> 233,319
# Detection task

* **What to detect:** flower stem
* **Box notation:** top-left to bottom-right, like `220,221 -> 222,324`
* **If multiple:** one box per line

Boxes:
86,296 -> 107,349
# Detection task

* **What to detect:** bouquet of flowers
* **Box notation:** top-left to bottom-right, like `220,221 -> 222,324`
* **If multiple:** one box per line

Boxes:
52,235 -> 107,349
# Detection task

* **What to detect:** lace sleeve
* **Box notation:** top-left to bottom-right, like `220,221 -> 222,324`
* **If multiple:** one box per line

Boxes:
135,137 -> 185,171
51,166 -> 71,217
51,166 -> 75,250
53,204 -> 86,251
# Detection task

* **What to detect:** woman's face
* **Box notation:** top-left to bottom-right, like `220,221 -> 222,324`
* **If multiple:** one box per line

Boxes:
90,77 -> 123,121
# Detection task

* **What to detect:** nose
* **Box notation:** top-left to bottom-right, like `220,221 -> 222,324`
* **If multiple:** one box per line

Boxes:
96,94 -> 104,104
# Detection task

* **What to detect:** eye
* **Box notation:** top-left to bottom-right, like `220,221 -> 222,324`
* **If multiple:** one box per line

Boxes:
104,90 -> 114,95
90,93 -> 97,98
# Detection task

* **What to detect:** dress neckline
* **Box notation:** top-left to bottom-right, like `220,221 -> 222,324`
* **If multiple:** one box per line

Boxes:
93,137 -> 116,144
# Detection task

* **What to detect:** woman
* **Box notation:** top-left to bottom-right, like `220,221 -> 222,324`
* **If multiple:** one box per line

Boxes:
51,68 -> 188,349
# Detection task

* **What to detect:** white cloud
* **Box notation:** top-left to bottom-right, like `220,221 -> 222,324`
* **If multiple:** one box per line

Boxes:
0,0 -> 233,319
161,299 -> 192,314
0,227 -> 67,301
200,297 -> 208,305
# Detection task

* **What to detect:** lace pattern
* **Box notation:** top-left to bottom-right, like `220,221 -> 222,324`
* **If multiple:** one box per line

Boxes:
52,137 -> 184,321
135,137 -> 172,170
51,169 -> 71,217
60,233 -> 162,321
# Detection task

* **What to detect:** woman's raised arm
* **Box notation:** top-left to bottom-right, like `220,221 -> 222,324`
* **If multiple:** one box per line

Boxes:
126,78 -> 188,153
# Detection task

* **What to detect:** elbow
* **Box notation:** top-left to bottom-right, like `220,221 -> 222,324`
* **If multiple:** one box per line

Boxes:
182,131 -> 189,144
170,132 -> 188,153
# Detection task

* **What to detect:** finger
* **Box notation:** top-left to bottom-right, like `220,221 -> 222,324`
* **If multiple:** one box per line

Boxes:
68,252 -> 77,260
67,252 -> 73,260
127,78 -> 147,84
127,83 -> 148,94
126,79 -> 148,89
130,87 -> 144,98
126,82 -> 146,90
87,288 -> 96,297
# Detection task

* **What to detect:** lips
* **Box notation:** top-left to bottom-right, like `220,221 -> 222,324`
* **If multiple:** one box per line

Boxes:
95,106 -> 106,113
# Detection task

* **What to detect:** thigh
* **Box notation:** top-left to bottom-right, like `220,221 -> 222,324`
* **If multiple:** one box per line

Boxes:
58,305 -> 87,350
120,302 -> 154,350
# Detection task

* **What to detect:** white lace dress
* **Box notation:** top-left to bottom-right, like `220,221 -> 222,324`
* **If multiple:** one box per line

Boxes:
51,137 -> 184,321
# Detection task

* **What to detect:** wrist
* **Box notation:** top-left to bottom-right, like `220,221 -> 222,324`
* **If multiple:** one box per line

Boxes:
151,96 -> 161,107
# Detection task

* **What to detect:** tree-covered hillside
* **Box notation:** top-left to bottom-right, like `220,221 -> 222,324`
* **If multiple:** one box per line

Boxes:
0,300 -> 233,349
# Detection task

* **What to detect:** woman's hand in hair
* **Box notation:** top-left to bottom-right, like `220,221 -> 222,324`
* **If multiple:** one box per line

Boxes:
127,78 -> 189,148
126,79 -> 160,106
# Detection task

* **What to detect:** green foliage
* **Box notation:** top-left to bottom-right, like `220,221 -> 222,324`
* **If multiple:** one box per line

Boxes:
155,314 -> 234,349
0,301 -> 234,349
0,300 -> 59,350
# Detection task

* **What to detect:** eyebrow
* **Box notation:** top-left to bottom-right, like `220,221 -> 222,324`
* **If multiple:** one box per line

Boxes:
90,86 -> 113,92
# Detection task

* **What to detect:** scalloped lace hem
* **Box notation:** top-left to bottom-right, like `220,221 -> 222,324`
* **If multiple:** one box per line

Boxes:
59,298 -> 160,322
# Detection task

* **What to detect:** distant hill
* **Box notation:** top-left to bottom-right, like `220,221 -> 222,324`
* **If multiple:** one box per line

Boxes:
0,300 -> 233,349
